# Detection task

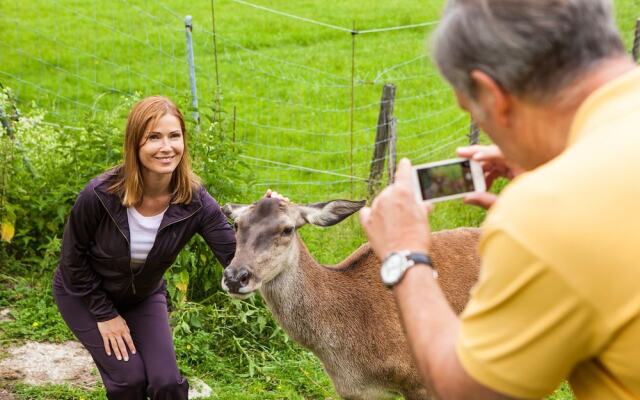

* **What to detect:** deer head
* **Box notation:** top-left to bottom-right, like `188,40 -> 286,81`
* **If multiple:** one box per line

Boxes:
221,198 -> 365,298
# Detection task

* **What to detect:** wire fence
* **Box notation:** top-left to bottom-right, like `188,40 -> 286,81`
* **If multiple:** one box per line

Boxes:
1,0 -> 472,203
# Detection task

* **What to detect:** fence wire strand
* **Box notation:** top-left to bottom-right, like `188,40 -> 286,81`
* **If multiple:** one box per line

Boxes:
1,0 -> 470,197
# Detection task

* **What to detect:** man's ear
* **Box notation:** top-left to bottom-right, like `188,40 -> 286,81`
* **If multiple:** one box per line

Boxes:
222,203 -> 251,220
470,70 -> 511,127
295,200 -> 366,228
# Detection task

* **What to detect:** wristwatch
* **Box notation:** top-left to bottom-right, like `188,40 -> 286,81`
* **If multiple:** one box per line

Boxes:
380,251 -> 437,288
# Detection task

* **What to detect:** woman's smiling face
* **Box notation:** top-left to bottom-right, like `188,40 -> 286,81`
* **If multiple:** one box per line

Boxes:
138,113 -> 184,178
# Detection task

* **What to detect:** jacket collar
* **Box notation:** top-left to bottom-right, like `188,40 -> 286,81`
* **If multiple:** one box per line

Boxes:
92,169 -> 203,236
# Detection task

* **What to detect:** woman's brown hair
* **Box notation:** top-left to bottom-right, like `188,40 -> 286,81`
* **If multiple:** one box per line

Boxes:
108,96 -> 201,206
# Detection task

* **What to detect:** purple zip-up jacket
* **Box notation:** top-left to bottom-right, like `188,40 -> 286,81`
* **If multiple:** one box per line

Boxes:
54,169 -> 236,321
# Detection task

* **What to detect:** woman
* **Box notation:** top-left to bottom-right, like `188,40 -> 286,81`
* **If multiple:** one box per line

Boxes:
53,96 -> 236,399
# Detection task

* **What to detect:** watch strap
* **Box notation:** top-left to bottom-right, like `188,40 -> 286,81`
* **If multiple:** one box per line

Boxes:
404,252 -> 433,269
382,251 -> 438,288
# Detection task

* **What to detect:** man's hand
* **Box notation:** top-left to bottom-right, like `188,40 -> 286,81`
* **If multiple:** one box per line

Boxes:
97,315 -> 136,362
456,145 -> 524,209
360,158 -> 432,260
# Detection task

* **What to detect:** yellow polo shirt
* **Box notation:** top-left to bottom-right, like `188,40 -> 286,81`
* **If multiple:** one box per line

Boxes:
457,67 -> 640,399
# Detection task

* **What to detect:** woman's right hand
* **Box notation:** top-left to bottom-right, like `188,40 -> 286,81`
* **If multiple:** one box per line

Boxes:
97,315 -> 136,362
456,144 -> 524,209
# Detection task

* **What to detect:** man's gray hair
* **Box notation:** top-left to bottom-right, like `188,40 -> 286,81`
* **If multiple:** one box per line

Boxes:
432,0 -> 625,102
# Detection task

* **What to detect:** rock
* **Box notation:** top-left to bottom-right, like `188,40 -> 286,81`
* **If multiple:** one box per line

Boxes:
0,388 -> 17,399
188,377 -> 213,399
0,341 -> 214,398
0,309 -> 13,323
0,341 -> 97,387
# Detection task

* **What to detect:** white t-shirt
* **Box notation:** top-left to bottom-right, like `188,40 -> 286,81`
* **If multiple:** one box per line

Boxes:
126,206 -> 167,263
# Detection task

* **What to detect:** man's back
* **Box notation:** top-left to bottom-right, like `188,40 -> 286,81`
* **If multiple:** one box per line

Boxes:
457,67 -> 640,398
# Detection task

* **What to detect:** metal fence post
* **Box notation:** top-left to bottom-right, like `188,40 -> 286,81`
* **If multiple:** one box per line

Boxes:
184,16 -> 200,127
0,90 -> 36,177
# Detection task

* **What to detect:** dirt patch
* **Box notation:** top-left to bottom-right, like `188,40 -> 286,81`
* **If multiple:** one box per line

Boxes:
0,341 -> 212,398
0,388 -> 17,399
0,341 -> 97,388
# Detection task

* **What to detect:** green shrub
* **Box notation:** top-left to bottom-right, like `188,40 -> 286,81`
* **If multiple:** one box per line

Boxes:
0,87 -> 250,306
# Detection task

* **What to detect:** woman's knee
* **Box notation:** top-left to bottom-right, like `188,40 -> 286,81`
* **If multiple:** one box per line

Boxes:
148,376 -> 188,399
103,358 -> 147,398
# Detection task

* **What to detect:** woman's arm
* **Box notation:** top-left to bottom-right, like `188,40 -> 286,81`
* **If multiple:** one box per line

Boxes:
58,185 -> 119,322
198,189 -> 237,267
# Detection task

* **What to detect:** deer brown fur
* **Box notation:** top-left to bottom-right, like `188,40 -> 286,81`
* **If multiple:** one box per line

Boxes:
222,198 -> 481,400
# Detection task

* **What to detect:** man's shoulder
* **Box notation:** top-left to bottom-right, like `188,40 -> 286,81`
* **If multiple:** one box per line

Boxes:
480,157 -> 590,269
484,163 -> 565,230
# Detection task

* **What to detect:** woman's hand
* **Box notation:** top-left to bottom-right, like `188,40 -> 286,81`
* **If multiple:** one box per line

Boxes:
456,144 -> 524,209
265,189 -> 290,203
97,315 -> 136,362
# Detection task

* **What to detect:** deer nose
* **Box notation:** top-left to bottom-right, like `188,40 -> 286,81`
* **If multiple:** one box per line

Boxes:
224,267 -> 252,293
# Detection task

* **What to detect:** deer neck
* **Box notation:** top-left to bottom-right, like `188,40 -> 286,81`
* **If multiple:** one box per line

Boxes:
260,236 -> 331,349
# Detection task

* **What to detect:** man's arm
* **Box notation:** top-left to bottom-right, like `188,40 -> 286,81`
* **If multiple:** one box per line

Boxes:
360,158 -> 513,400
393,266 -> 513,400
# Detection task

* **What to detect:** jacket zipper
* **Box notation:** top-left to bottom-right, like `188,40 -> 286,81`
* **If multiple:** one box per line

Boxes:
93,189 -> 136,294
135,204 -> 203,285
94,188 -> 203,297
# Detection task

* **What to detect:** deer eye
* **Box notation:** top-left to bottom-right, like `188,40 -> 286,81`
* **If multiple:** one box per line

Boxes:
282,226 -> 294,235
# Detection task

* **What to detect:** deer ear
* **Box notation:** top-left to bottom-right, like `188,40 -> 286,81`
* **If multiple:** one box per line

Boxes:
296,200 -> 366,227
222,203 -> 250,220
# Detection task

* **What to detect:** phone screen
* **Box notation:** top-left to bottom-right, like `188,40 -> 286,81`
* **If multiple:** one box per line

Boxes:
417,160 -> 475,200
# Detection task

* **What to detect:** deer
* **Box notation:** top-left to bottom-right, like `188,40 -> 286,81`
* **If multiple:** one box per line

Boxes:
221,197 -> 481,400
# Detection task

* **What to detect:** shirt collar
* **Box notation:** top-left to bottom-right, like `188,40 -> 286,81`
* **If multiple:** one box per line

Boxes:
567,66 -> 640,146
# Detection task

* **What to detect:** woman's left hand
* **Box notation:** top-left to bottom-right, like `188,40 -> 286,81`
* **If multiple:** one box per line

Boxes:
265,189 -> 290,203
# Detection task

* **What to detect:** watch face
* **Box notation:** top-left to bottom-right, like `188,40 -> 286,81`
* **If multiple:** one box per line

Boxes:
381,253 -> 405,285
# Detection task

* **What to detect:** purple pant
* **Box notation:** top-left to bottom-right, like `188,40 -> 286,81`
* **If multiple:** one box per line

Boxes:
53,280 -> 188,400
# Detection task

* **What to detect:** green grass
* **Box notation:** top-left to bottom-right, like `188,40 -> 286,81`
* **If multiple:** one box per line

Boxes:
0,0 -> 477,207
1,0 -> 638,398
2,0 -> 637,204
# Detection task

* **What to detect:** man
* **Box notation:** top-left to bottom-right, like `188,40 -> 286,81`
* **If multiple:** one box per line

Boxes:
360,0 -> 640,399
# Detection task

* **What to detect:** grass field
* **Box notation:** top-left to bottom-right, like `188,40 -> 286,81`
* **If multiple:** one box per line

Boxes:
1,0 -> 639,398
2,0 -> 638,204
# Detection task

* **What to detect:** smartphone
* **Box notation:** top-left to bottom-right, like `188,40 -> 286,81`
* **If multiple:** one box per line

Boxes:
412,158 -> 485,203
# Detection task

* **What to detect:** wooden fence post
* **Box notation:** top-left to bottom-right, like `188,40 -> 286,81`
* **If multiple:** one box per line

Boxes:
633,18 -> 640,63
367,83 -> 396,196
387,116 -> 397,184
468,120 -> 480,145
